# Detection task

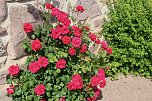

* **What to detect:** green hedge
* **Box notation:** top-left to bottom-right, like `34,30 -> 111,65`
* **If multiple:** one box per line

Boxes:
103,0 -> 152,79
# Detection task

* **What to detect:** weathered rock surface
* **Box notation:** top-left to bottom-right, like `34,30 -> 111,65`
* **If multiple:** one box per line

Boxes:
0,26 -> 7,36
0,56 -> 7,69
0,39 -> 5,56
7,4 -> 41,59
0,70 -> 8,84
0,0 -> 7,24
0,84 -> 12,101
74,0 -> 102,21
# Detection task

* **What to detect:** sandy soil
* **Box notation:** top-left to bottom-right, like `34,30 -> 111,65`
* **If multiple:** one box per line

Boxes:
100,75 -> 152,101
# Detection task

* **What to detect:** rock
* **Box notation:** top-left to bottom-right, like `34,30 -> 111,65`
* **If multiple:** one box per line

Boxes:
0,39 -> 5,56
0,26 -> 8,50
0,0 -> 7,23
0,70 -> 8,85
0,26 -> 7,36
0,84 -> 12,101
94,19 -> 102,27
0,56 -> 7,69
0,56 -> 27,73
74,0 -> 102,21
7,4 -> 41,59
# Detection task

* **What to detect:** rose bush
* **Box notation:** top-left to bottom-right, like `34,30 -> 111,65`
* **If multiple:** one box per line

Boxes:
6,3 -> 112,101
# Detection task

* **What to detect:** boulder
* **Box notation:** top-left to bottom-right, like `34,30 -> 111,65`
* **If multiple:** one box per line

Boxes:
0,39 -> 5,56
0,0 -> 7,23
7,4 -> 41,59
74,0 -> 102,21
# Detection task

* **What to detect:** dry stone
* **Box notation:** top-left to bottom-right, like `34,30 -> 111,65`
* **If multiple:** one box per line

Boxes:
0,70 -> 8,84
7,4 -> 41,59
0,84 -> 12,101
0,0 -> 7,24
0,39 -> 5,56
0,26 -> 7,36
94,19 -> 102,27
74,0 -> 102,21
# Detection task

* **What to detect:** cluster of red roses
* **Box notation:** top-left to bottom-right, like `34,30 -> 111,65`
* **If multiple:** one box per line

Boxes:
67,74 -> 84,90
87,68 -> 106,101
7,2 -> 109,101
28,56 -> 48,73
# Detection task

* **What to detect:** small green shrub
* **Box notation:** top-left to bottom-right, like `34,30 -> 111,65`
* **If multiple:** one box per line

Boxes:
103,0 -> 152,78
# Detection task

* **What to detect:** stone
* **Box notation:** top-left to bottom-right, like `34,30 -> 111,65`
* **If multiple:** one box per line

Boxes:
0,56 -> 7,69
0,26 -> 8,50
74,0 -> 102,21
0,39 -> 5,56
0,0 -> 7,24
0,26 -> 7,36
0,70 -> 8,85
7,4 -> 41,59
0,84 -> 12,101
94,19 -> 102,27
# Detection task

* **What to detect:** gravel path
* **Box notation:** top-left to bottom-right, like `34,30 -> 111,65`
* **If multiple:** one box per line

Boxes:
100,75 -> 152,101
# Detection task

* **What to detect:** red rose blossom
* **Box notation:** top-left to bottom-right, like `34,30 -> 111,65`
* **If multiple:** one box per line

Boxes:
74,30 -> 82,37
34,84 -> 46,96
97,68 -> 105,78
106,47 -> 113,54
56,59 -> 66,69
45,3 -> 54,10
101,40 -> 108,50
62,18 -> 71,26
72,26 -> 81,32
99,79 -> 106,88
23,23 -> 33,33
61,26 -> 70,35
67,74 -> 84,90
8,65 -> 20,76
68,47 -> 76,56
51,8 -> 60,16
6,88 -> 14,95
38,57 -> 49,68
50,28 -> 62,39
76,5 -> 85,12
95,39 -> 100,44
89,33 -> 96,42
31,39 -> 42,51
28,61 -> 40,73
57,11 -> 68,22
71,37 -> 82,48
90,75 -> 106,88
62,36 -> 71,45
80,43 -> 87,53
90,76 -> 102,86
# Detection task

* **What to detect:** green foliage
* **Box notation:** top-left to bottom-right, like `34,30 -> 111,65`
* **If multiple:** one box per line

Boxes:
103,0 -> 152,78
7,3 -> 108,101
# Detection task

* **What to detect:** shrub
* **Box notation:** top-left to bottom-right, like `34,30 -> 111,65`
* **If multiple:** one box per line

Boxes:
6,3 -> 112,101
103,0 -> 152,79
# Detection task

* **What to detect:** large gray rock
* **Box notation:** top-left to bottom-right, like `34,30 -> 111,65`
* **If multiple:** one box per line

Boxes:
7,4 -> 41,59
74,0 -> 102,21
0,0 -> 7,23
0,70 -> 8,85
0,39 -> 5,56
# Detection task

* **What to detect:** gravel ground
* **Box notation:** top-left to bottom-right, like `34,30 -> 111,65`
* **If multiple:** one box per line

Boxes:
100,75 -> 152,101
